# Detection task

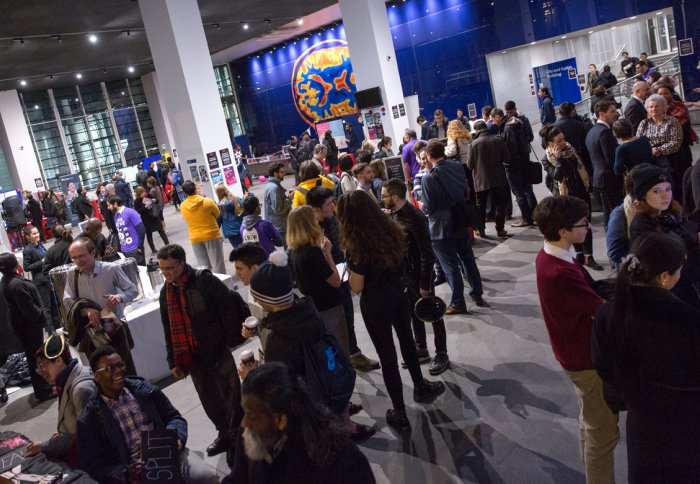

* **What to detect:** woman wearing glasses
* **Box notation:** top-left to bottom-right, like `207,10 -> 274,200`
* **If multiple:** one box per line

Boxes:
627,163 -> 700,307
23,333 -> 96,467
593,232 -> 700,482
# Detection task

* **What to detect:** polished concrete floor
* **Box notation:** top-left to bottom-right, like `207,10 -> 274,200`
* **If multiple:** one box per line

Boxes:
0,166 -> 633,483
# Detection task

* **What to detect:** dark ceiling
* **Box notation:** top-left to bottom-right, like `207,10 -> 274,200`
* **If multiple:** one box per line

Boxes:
1,0 -> 337,93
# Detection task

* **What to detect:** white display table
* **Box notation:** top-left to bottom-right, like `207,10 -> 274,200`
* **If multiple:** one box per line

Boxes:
125,272 -> 234,383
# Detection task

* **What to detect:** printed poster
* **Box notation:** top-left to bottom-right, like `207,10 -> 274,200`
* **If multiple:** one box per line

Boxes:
189,166 -> 201,183
211,169 -> 223,185
199,166 -> 210,183
223,166 -> 237,185
207,151 -> 219,170
186,158 -> 197,165
220,148 -> 232,166
59,173 -> 81,227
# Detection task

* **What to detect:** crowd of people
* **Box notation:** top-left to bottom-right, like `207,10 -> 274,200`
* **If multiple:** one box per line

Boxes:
1,59 -> 700,482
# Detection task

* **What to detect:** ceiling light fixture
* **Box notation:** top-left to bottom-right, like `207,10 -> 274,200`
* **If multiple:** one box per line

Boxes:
20,80 -> 27,86
630,16 -> 636,19
561,35 -> 567,39
128,66 -> 135,73
242,22 -> 249,30
265,19 -> 271,25
297,18 -> 303,25
76,73 -> 82,79
13,38 -> 24,45
51,35 -> 62,42
49,75 -> 54,80
88,34 -> 98,43
213,23 -> 220,30
122,30 -> 131,37
588,30 -> 594,34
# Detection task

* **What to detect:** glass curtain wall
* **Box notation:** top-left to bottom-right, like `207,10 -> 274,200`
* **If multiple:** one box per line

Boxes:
21,78 -> 159,192
215,65 -> 244,138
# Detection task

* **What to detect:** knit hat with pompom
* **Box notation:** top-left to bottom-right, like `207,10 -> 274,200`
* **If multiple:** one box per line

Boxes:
249,251 -> 294,307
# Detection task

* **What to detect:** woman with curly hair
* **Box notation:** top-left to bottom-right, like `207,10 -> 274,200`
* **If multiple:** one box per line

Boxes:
445,119 -> 476,201
627,163 -> 700,307
337,190 -> 445,432
593,232 -> 700,482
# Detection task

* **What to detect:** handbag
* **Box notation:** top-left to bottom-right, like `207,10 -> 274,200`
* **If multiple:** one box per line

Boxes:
528,144 -> 543,185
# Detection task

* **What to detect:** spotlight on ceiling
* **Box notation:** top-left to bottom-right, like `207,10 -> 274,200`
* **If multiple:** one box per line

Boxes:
51,35 -> 62,42
297,18 -> 303,25
13,38 -> 24,45
242,22 -> 249,30
88,34 -> 98,43
76,73 -> 82,79
20,80 -> 27,86
128,66 -> 135,73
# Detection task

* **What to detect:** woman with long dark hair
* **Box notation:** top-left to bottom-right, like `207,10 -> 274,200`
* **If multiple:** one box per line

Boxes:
540,125 -> 601,270
22,225 -> 55,330
337,190 -> 444,431
593,232 -> 700,482
627,163 -> 700,307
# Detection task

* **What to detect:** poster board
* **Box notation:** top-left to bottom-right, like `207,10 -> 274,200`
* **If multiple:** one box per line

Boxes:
533,57 -> 582,106
315,119 -> 347,150
382,156 -> 405,182
59,174 -> 82,227
140,428 -> 181,483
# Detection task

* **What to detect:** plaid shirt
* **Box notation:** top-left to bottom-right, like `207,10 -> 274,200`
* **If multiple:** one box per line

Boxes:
103,387 -> 154,460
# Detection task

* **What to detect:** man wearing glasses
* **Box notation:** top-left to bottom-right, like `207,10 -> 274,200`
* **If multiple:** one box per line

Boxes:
63,237 -> 138,375
77,346 -> 218,483
534,196 -> 619,483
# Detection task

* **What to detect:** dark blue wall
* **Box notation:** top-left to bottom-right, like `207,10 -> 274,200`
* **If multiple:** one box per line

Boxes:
231,0 -> 699,154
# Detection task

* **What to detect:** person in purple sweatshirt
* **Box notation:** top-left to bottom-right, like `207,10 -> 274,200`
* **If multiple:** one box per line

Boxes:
240,196 -> 283,259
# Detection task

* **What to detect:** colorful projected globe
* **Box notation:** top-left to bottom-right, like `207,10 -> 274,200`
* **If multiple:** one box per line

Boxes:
291,39 -> 358,126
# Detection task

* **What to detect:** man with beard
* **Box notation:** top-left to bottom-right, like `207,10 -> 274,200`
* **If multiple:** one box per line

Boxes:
225,362 -> 375,484
77,346 -> 218,483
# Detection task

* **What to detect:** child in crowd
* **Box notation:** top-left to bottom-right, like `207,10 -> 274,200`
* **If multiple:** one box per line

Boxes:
239,196 -> 283,258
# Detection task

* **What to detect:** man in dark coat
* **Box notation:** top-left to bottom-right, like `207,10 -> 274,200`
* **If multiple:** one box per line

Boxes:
623,80 -> 651,134
0,253 -> 53,401
77,346 -> 218,483
113,175 -> 134,209
596,65 -> 617,90
467,121 -> 511,238
426,109 -> 449,139
25,194 -> 45,242
620,51 -> 639,79
71,187 -> 93,222
585,100 -> 623,231
538,87 -> 556,125
554,102 -> 593,174
158,244 -> 248,457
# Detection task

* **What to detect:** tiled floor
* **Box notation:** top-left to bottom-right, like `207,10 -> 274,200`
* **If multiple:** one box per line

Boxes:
1,171 -> 630,483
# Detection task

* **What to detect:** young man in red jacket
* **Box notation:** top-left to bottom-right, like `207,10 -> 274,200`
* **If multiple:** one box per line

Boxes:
533,196 -> 619,484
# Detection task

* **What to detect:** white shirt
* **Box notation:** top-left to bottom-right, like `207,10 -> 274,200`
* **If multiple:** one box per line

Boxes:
596,119 -> 611,129
543,241 -> 575,264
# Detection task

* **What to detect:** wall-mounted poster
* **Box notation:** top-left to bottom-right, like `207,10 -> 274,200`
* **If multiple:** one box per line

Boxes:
207,152 -> 219,170
223,166 -> 237,185
186,158 -> 197,165
392,105 -> 399,119
59,173 -> 81,226
189,166 -> 201,183
211,170 -> 223,185
199,166 -> 210,183
220,148 -> 232,166
533,57 -> 582,106
34,178 -> 44,188
398,103 -> 406,116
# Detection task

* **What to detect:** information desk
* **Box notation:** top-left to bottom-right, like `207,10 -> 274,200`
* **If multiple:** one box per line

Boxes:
247,155 -> 292,177
122,273 -> 234,383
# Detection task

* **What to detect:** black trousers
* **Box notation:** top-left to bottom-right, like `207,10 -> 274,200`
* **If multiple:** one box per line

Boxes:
12,323 -> 53,400
35,283 -> 58,331
476,187 -> 509,232
596,186 -> 624,232
406,278 -> 447,354
189,351 -> 243,434
145,226 -> 169,253
340,284 -> 361,355
360,292 -> 424,411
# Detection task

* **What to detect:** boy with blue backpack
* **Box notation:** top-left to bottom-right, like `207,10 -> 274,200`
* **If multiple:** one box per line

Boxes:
240,251 -> 375,440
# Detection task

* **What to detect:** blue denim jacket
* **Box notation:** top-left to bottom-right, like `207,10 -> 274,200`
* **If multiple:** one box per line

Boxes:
421,159 -> 467,240
606,204 -> 629,271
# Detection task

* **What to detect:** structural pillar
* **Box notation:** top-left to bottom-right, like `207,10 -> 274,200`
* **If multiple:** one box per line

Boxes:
141,72 -> 177,159
139,0 -> 243,198
339,0 -> 410,148
0,90 -> 45,192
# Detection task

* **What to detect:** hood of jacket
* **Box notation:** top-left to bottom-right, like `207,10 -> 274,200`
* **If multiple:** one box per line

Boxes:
242,214 -> 262,230
182,194 -> 206,210
263,297 -> 324,344
500,115 -> 523,130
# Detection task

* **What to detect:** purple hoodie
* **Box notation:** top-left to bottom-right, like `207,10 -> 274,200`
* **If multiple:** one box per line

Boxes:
240,215 -> 283,258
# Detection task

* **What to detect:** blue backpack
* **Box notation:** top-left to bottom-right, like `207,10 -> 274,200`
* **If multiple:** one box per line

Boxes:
303,332 -> 356,414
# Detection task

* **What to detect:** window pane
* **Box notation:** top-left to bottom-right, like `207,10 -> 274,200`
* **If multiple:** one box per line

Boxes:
114,107 -> 145,165
31,122 -> 70,191
53,86 -> 83,119
128,78 -> 147,105
79,83 -> 107,114
22,91 -> 55,124
105,80 -> 131,109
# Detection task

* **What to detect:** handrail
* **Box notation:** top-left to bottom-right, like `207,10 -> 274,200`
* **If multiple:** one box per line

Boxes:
575,53 -> 680,106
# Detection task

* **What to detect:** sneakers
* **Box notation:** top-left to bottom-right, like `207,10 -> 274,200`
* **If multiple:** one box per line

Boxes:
350,352 -> 381,372
429,354 -> 450,375
413,379 -> 446,403
510,220 -> 534,228
402,347 -> 430,368
386,408 -> 411,432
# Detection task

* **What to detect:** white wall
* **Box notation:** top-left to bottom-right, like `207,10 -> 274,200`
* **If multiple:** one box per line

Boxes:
0,90 -> 44,191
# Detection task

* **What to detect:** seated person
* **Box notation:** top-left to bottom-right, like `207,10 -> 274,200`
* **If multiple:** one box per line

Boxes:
225,362 -> 376,484
76,346 -> 218,484
23,332 -> 96,468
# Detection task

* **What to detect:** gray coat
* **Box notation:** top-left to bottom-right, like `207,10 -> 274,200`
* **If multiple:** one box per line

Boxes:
466,130 -> 509,192
42,362 -> 96,457
263,177 -> 292,236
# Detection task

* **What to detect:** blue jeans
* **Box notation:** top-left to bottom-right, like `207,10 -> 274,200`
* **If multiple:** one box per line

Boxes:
432,236 -> 483,309
227,234 -> 243,248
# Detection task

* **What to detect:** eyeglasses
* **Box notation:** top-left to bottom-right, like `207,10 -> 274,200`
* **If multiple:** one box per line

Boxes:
570,219 -> 591,229
94,362 -> 126,375
380,194 -> 392,199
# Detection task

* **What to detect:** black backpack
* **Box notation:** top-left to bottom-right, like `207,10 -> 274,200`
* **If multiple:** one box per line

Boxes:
302,331 -> 356,414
